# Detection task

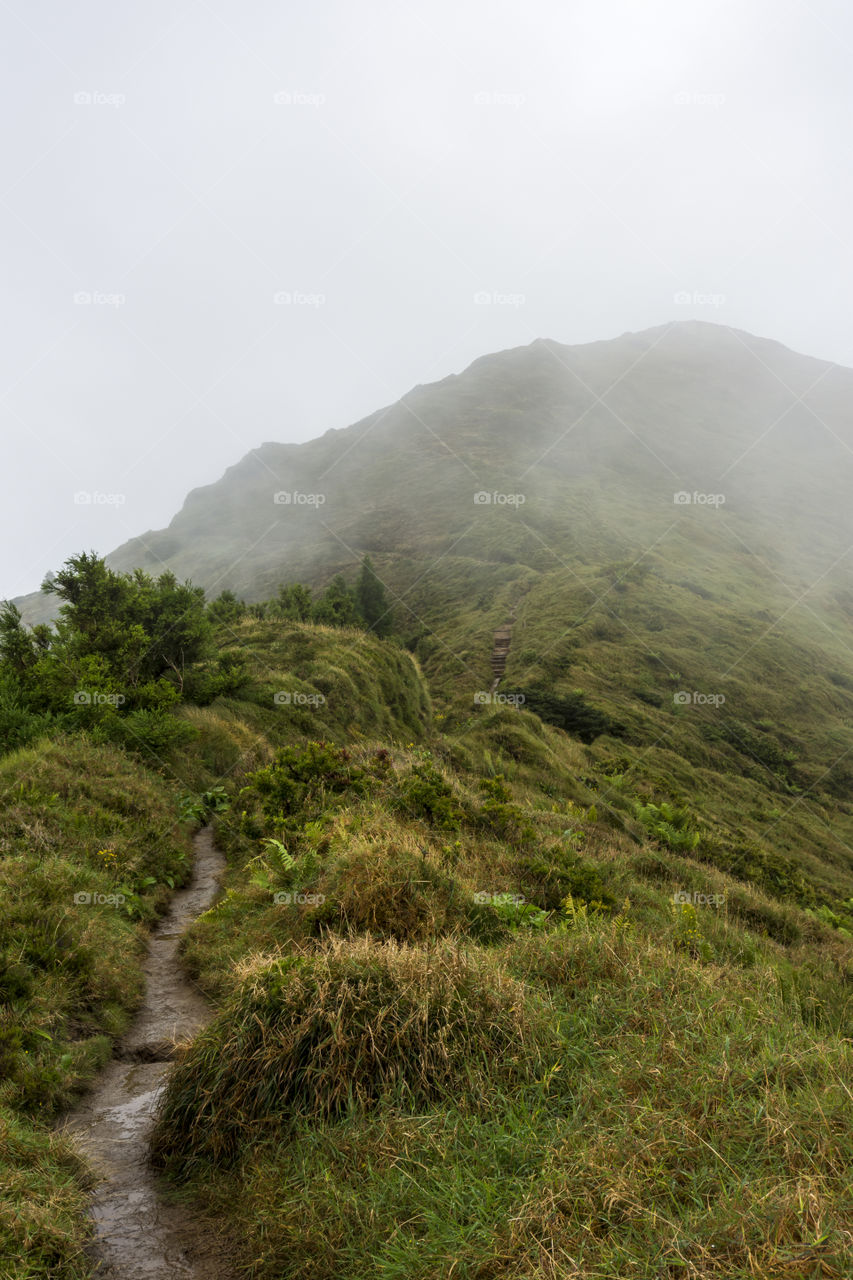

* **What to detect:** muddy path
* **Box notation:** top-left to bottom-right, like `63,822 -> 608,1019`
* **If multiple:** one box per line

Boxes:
60,827 -> 237,1279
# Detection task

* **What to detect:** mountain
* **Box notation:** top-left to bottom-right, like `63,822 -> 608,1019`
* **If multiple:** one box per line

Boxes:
15,321 -> 853,878
16,320 -> 853,624
6,320 -> 853,1277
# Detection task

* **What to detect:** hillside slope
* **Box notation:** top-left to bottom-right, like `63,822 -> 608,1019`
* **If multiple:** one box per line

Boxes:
12,320 -> 853,927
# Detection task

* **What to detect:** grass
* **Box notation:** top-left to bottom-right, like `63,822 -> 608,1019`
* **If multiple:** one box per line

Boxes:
0,737 -> 194,1116
2,601 -> 852,1278
151,937 -> 562,1172
152,913 -> 853,1279
0,1108 -> 93,1280
148,713 -> 852,1279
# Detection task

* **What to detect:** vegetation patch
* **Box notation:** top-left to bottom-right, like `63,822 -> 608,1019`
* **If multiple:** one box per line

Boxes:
150,938 -> 559,1174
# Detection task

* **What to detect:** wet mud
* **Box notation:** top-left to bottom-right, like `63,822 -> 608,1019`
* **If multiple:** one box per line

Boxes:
61,827 -> 237,1279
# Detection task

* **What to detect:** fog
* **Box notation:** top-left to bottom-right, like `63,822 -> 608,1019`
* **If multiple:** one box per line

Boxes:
2,0 -> 852,598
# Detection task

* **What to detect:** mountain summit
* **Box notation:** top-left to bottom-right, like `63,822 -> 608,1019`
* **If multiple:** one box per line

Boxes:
15,321 -> 853,624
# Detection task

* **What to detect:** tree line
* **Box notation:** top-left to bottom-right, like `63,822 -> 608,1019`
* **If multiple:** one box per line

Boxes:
208,556 -> 393,636
0,552 -> 395,756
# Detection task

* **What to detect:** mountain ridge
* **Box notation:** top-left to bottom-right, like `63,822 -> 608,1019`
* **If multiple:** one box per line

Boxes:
13,320 -> 853,627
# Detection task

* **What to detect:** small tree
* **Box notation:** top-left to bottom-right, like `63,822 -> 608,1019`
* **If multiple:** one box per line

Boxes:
355,555 -> 392,637
274,582 -> 313,621
207,590 -> 246,627
312,575 -> 361,628
33,553 -> 211,704
0,602 -> 39,677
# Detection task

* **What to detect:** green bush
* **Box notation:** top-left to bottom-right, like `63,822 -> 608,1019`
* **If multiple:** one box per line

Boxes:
516,845 -> 618,912
635,800 -> 700,852
699,835 -> 817,906
393,761 -> 463,831
93,707 -> 199,762
476,774 -> 529,841
248,742 -> 369,823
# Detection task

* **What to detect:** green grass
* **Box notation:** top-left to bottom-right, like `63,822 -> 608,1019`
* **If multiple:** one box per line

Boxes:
0,738 -> 194,1115
0,1107 -> 93,1280
0,737 -> 202,1274
2,600 -> 852,1279
149,714 -> 852,1279
0,736 -> 195,1274
153,915 -> 853,1279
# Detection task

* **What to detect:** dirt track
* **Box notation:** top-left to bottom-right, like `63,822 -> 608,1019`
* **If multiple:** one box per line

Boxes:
60,827 -> 236,1279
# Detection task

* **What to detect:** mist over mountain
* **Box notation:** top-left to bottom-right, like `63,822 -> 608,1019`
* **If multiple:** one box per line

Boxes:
17,321 -> 851,633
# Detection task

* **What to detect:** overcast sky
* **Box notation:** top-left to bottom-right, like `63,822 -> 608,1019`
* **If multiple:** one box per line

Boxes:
2,0 -> 851,599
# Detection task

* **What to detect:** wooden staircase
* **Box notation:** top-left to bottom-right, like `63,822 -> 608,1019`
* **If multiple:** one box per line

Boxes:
489,608 -> 516,695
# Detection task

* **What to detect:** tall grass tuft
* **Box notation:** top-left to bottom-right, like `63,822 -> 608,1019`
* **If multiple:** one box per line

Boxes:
150,936 -> 560,1173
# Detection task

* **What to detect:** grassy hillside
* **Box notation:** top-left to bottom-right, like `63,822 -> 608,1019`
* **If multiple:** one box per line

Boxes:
416,554 -> 853,918
4,323 -> 853,1277
1,615 -> 851,1277
149,720 -> 852,1279
0,623 -> 431,1278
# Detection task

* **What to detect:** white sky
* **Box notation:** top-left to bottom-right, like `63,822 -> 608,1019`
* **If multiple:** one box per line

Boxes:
2,0 -> 852,597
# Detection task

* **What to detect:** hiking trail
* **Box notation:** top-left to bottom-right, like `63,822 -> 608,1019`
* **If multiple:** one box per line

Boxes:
60,826 -> 236,1279
489,605 -> 517,693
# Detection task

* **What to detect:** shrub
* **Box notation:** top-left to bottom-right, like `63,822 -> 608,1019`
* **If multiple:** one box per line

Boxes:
182,651 -> 250,705
635,800 -> 700,852
0,674 -> 57,757
699,835 -> 817,906
476,774 -> 529,841
94,708 -> 199,762
515,844 -> 618,913
248,742 -> 369,823
393,761 -> 463,831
